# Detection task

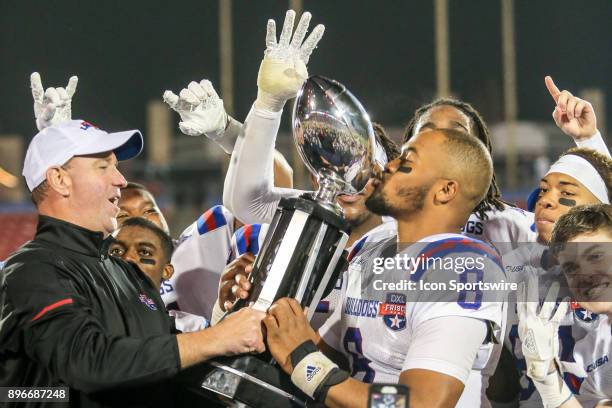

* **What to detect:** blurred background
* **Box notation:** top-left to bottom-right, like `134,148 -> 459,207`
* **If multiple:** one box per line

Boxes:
1,0 -> 611,257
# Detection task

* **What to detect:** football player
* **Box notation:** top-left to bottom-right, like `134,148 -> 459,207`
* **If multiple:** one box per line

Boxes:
264,129 -> 506,408
517,204 -> 612,407
110,217 -> 208,332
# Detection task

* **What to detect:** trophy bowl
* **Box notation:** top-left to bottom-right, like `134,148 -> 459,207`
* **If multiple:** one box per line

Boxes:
292,75 -> 376,199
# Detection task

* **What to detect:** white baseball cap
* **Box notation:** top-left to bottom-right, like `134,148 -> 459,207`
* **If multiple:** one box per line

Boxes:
23,120 -> 143,191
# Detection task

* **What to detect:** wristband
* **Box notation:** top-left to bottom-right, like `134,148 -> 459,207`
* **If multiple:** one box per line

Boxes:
289,341 -> 348,402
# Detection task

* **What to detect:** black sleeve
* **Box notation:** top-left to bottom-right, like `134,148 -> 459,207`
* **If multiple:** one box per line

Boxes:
1,258 -> 181,393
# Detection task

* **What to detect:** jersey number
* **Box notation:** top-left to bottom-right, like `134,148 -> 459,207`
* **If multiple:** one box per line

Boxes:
343,327 -> 375,383
457,268 -> 483,310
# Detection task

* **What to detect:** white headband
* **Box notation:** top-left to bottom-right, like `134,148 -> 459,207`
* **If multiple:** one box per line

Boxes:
545,154 -> 609,204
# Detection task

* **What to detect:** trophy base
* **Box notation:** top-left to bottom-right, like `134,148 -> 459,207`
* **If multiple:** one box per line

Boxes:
178,355 -> 308,408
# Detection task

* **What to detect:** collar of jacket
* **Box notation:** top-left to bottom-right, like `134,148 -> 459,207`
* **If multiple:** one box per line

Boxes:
35,215 -> 114,259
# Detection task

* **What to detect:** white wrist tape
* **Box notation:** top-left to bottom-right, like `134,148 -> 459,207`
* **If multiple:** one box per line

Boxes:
210,301 -> 225,326
532,370 -> 573,408
290,351 -> 338,399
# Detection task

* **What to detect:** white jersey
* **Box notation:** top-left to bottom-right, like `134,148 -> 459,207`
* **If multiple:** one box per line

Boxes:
571,313 -> 612,406
311,220 -> 398,330
319,233 -> 506,407
503,245 -> 592,407
462,205 -> 536,255
164,205 -> 236,320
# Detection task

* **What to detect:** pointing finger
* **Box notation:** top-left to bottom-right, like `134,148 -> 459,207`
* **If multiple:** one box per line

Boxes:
544,76 -> 561,103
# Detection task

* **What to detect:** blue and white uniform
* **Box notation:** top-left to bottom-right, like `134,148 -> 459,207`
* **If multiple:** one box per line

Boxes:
319,233 -> 507,408
165,205 -> 236,320
570,313 -> 612,406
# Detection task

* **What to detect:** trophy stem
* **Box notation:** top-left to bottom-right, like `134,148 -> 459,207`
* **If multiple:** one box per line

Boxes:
314,169 -> 345,204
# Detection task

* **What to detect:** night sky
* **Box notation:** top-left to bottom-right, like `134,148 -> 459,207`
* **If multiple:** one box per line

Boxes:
1,0 -> 611,147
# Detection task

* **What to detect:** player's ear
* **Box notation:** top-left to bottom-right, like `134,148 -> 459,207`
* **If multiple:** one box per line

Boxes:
434,179 -> 458,205
162,263 -> 174,281
46,166 -> 72,197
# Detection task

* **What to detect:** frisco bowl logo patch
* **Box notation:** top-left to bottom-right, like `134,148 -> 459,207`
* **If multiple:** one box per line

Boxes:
139,294 -> 158,311
379,292 -> 406,331
306,365 -> 320,381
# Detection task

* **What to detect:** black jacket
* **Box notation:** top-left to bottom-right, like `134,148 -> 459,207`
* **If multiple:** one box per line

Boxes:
0,216 -> 181,407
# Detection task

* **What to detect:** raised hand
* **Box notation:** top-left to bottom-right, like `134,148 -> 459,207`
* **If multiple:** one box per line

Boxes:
31,72 -> 78,131
545,75 -> 597,140
163,79 -> 228,138
255,10 -> 325,112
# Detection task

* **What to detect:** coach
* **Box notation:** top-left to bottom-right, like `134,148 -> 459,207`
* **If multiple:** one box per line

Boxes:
0,120 -> 265,407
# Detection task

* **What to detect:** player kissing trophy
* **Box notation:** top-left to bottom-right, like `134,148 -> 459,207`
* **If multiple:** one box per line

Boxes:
178,9 -> 377,407
180,75 -> 377,407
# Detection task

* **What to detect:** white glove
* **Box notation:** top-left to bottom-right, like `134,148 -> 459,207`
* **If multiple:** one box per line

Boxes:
163,79 -> 228,138
255,10 -> 325,112
517,272 -> 569,381
518,273 -> 576,407
30,72 -> 78,131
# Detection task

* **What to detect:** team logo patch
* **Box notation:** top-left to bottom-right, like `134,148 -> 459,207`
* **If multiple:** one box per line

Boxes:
378,292 -> 406,331
306,365 -> 320,381
571,301 -> 599,323
139,294 -> 158,311
574,307 -> 598,323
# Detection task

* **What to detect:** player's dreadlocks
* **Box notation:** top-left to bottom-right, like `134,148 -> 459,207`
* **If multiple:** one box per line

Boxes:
402,98 -> 507,220
373,122 -> 400,161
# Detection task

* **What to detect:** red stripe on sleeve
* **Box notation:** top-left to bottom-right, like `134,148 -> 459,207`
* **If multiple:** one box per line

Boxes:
243,224 -> 253,251
30,298 -> 74,322
204,209 -> 217,231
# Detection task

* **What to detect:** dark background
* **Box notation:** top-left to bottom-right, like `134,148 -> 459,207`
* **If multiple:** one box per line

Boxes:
1,0 -> 610,140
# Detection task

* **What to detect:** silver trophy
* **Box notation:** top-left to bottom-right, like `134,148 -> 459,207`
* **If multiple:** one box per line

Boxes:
183,76 -> 376,407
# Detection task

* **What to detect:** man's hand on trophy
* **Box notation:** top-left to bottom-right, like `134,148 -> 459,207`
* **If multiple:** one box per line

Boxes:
212,307 -> 266,355
263,298 -> 318,375
218,253 -> 255,311
163,79 -> 230,138
31,72 -> 78,131
255,9 -> 325,112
